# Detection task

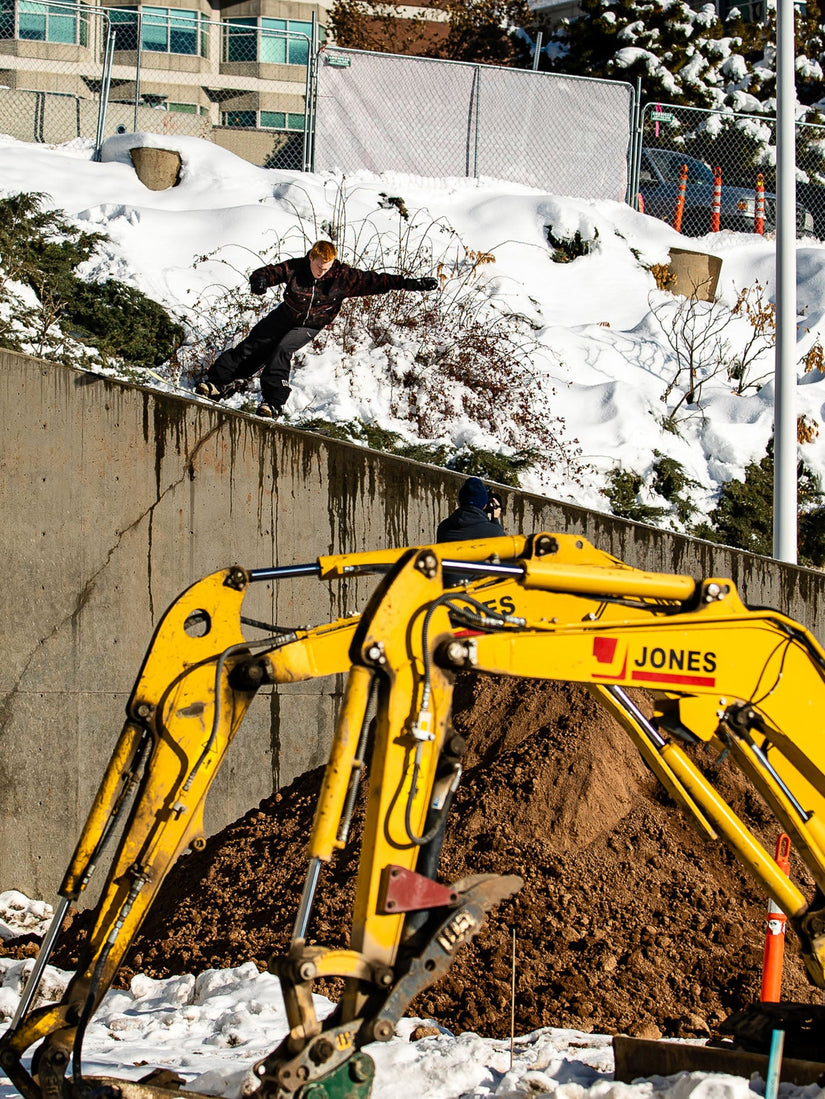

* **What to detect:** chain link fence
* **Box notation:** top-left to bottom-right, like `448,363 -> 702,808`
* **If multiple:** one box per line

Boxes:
0,1 -> 315,167
103,13 -> 315,168
312,47 -> 634,201
5,11 -> 824,244
0,0 -> 110,143
633,101 -> 825,239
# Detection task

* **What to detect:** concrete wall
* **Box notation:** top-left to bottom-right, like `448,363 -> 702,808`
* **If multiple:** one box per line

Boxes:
2,350 -> 824,898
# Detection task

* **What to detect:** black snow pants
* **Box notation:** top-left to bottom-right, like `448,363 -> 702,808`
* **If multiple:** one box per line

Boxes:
208,304 -> 319,410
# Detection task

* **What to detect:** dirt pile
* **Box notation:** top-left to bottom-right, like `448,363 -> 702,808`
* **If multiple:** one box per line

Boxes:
49,675 -> 820,1041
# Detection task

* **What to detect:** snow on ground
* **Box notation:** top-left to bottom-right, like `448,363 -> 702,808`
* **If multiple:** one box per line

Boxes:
2,131 -> 825,522
0,895 -> 820,1099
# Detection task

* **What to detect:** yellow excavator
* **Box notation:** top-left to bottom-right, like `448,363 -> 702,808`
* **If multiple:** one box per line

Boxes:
2,532 -> 825,1099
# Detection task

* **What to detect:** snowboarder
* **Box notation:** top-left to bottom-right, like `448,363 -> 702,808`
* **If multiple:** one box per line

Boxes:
196,239 -> 439,418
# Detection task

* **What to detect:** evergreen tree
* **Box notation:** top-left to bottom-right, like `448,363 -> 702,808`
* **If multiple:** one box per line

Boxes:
547,0 -> 724,104
696,447 -> 825,567
544,0 -> 825,114
0,192 -> 183,370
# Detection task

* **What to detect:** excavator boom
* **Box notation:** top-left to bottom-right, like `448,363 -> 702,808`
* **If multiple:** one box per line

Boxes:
3,533 -> 825,1099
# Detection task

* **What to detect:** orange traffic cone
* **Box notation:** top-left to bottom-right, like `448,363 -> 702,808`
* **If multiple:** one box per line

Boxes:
673,163 -> 687,232
755,173 -> 765,235
710,166 -> 722,233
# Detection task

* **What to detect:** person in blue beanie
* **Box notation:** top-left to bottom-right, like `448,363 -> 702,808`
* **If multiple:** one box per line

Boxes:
436,476 -> 505,542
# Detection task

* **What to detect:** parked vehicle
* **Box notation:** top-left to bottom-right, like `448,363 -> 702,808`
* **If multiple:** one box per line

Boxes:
638,148 -> 815,237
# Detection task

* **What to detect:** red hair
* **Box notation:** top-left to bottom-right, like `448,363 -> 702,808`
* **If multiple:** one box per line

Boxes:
309,240 -> 337,262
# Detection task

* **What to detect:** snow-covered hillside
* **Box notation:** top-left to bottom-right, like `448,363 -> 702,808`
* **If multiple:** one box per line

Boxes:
2,130 -> 825,533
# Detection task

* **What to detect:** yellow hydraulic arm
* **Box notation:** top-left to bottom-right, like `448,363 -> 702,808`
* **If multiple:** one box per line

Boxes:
254,535 -> 825,1098
431,548 -> 825,982
0,535 -> 538,1099
5,532 -> 825,1099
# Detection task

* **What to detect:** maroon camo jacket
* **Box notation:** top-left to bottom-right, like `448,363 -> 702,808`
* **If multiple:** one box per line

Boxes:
250,253 -> 409,329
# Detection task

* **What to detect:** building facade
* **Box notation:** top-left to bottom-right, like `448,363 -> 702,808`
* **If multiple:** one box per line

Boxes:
0,0 -> 329,164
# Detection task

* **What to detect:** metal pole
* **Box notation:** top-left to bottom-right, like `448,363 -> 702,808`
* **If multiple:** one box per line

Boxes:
627,77 -> 643,209
774,0 -> 798,563
9,896 -> 71,1027
248,562 -> 321,582
291,856 -> 322,941
93,24 -> 115,161
134,10 -> 143,133
302,14 -> 316,172
473,65 -> 481,179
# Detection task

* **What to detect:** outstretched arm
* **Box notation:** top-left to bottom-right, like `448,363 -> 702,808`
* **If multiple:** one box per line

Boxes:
342,267 -> 439,297
249,258 -> 294,294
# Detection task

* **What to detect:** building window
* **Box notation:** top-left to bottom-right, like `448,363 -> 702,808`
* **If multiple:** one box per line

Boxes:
109,6 -> 206,56
222,109 -> 256,128
222,109 -> 305,130
108,9 -> 139,50
167,101 -> 201,114
0,0 -> 88,44
260,110 -> 305,131
224,18 -> 315,66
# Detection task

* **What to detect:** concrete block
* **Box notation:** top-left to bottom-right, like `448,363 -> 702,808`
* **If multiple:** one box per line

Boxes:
129,146 -> 182,190
667,247 -> 722,302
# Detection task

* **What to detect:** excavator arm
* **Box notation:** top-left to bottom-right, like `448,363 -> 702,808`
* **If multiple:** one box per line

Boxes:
4,533 -> 825,1099
256,535 -> 825,1097
0,536 -> 534,1099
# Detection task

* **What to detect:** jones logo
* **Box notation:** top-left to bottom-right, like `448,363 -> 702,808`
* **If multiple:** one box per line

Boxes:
633,646 -> 716,673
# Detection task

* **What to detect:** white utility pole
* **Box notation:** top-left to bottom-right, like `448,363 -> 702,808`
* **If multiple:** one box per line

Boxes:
773,0 -> 798,563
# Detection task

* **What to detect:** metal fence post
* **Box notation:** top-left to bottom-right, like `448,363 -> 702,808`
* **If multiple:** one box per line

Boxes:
473,65 -> 480,178
626,77 -> 643,208
93,23 -> 115,161
134,10 -> 143,133
34,91 -> 44,142
303,14 -> 317,172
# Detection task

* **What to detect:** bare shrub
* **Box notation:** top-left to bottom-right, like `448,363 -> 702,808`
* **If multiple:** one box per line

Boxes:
649,279 -> 777,430
727,281 -> 775,394
650,288 -> 730,428
172,180 -> 587,490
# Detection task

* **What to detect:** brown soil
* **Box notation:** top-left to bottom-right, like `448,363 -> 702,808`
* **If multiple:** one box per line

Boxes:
40,675 -> 822,1040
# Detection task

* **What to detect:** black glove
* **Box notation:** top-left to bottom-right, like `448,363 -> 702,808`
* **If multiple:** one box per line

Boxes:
249,270 -> 269,295
403,276 -> 438,291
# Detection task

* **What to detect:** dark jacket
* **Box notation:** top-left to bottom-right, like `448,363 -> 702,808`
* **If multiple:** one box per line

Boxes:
251,255 -> 410,329
436,505 -> 505,543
